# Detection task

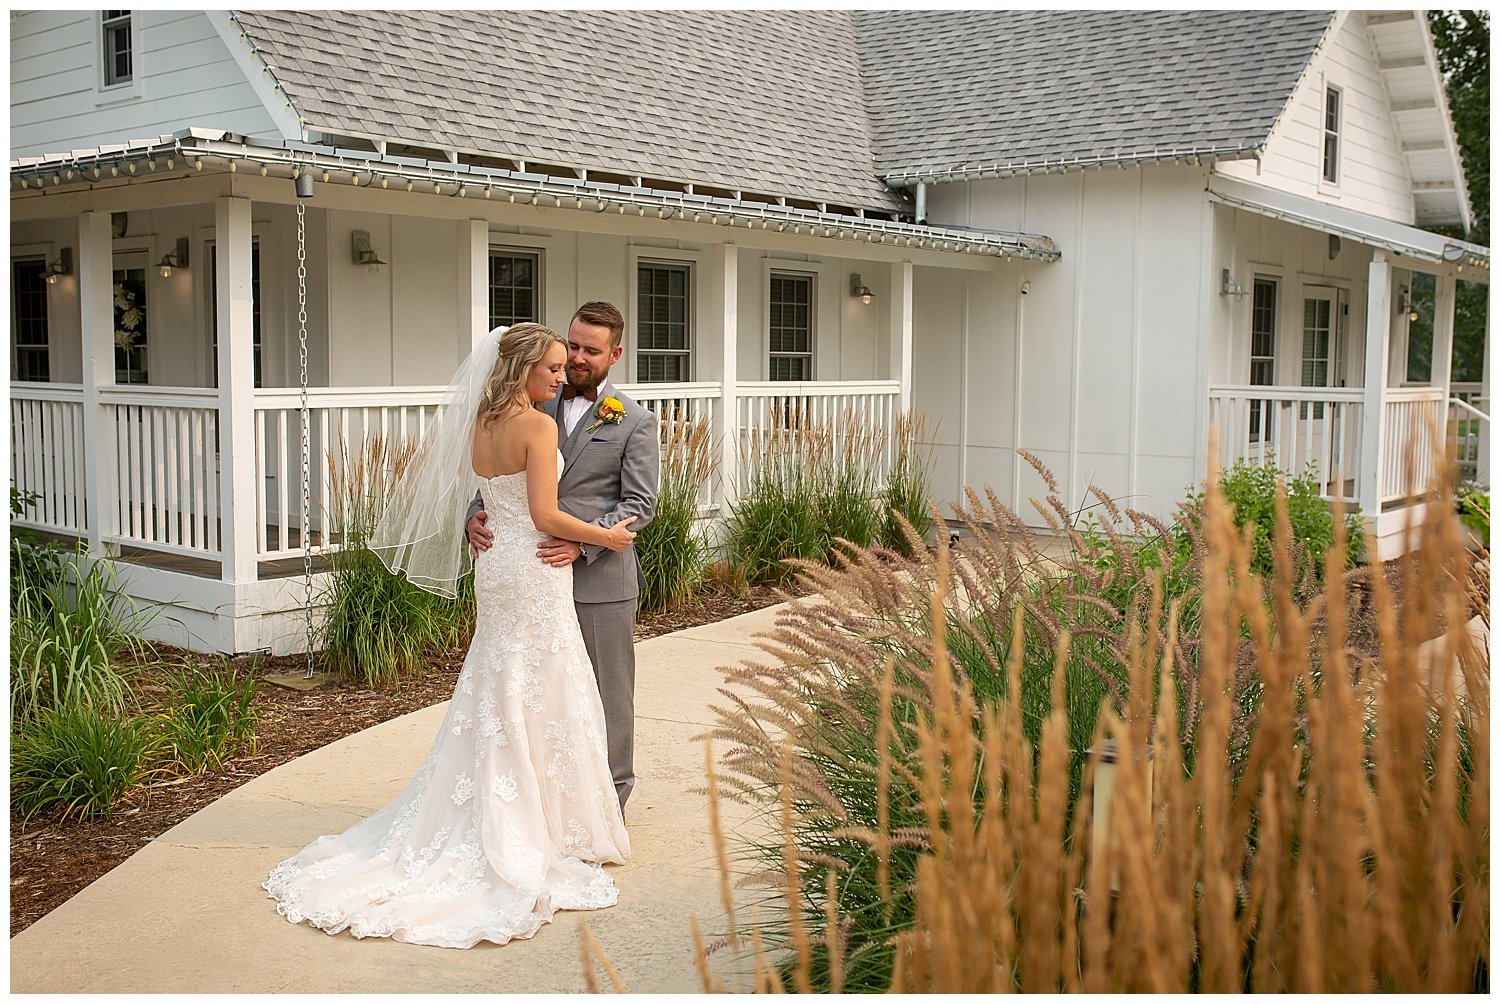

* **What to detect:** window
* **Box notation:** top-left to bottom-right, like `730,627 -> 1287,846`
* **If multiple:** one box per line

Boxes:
488,249 -> 540,329
1249,277 -> 1276,440
1405,272 -> 1436,383
11,260 -> 50,382
768,272 -> 814,381
102,11 -> 132,87
114,265 -> 148,383
1322,85 -> 1341,185
636,263 -> 690,382
1300,294 -> 1333,418
209,243 -> 262,387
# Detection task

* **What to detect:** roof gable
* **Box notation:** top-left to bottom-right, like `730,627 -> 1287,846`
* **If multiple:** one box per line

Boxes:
855,9 -> 1335,182
229,9 -> 901,213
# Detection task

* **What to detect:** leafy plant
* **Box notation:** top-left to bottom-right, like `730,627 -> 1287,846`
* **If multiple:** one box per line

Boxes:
11,703 -> 157,823
1456,482 -> 1489,543
10,548 -> 148,723
152,659 -> 262,775
638,420 -> 716,613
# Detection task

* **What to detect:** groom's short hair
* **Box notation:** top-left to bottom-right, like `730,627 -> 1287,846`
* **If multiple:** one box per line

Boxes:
573,301 -> 625,348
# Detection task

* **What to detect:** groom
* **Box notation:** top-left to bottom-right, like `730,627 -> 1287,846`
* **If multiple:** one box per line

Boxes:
466,301 -> 659,811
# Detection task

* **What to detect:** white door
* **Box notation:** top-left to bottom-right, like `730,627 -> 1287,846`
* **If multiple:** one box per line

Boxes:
1300,286 -> 1350,492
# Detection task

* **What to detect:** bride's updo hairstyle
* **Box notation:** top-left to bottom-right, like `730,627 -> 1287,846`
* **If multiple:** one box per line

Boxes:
477,322 -> 565,429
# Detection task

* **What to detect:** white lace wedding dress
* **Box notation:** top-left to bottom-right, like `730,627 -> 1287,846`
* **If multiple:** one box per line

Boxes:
264,454 -> 629,949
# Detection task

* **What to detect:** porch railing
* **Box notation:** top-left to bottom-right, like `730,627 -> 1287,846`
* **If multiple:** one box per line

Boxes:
1381,388 -> 1449,504
11,383 -> 88,535
736,380 -> 902,489
1450,381 -> 1486,480
101,386 -> 223,558
1207,385 -> 1365,505
253,386 -> 446,561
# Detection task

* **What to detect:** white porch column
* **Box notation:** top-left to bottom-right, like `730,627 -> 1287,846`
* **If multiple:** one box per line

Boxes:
1432,272 -> 1457,391
1480,290 -> 1492,486
888,259 -> 914,411
77,211 -> 115,557
216,196 -> 258,584
458,218 -> 489,352
707,242 -> 739,509
1358,251 -> 1392,519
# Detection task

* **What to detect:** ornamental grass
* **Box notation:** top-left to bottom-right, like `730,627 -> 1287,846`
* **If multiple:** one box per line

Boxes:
578,438 -> 1488,993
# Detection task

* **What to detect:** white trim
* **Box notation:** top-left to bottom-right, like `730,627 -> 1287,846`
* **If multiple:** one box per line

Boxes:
1318,78 -> 1343,194
1207,175 -> 1489,275
206,10 -> 306,142
93,9 -> 144,107
487,229 -> 564,326
10,242 -> 57,383
759,257 -> 835,382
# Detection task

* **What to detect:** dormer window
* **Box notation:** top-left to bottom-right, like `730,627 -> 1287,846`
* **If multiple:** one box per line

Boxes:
1321,84 -> 1341,185
103,11 -> 133,86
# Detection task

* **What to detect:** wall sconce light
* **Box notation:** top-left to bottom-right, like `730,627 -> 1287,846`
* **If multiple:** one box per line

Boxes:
351,230 -> 387,272
1219,268 -> 1248,298
849,273 -> 874,304
1398,287 -> 1420,323
157,237 -> 189,278
44,248 -> 73,285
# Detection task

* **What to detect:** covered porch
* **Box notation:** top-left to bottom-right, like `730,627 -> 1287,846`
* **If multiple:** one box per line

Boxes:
10,131 -> 1055,652
1207,176 -> 1490,555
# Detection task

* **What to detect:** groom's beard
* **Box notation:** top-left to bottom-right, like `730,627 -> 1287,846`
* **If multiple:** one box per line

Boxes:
566,368 -> 606,397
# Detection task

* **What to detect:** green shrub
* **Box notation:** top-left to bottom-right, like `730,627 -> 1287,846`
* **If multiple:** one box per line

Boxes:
10,549 -> 147,723
318,435 -> 470,686
638,421 -> 716,612
880,411 -> 937,556
1184,457 -> 1363,590
10,487 -> 67,621
153,660 -> 261,775
1457,481 -> 1489,543
726,416 -> 888,585
11,703 -> 157,823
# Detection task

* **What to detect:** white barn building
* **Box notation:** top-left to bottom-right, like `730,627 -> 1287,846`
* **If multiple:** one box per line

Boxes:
9,10 -> 1489,654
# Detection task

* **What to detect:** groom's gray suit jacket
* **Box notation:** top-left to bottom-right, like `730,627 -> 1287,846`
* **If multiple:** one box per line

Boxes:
469,381 -> 659,602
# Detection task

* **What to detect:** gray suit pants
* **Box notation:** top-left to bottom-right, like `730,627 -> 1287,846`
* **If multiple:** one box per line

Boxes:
575,597 -> 637,809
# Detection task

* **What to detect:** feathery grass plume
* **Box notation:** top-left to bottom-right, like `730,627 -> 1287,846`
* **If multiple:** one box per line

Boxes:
638,419 -> 716,612
881,411 -> 937,555
319,434 -> 472,685
688,432 -> 1486,992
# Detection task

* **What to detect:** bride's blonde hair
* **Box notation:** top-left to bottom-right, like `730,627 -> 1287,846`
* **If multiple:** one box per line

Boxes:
477,322 -> 566,429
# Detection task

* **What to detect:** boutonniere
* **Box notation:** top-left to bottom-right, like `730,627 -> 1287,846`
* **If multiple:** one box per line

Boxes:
586,396 -> 626,434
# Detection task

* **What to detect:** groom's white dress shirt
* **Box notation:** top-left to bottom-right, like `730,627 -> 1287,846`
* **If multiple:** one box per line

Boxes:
561,387 -> 600,436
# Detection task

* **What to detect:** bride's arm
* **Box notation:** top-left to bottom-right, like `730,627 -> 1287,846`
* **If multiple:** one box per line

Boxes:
522,415 -> 636,551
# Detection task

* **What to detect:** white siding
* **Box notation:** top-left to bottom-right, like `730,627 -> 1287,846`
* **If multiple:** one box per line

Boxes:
912,166 -> 1210,524
10,10 -> 282,157
1217,12 -> 1416,224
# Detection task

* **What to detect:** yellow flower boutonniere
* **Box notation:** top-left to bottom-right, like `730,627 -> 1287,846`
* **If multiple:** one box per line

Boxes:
586,396 -> 626,434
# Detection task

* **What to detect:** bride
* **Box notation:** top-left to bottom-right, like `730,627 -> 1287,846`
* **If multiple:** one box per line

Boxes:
264,323 -> 636,949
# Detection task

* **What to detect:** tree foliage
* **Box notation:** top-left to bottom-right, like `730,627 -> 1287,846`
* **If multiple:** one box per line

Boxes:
1428,10 -> 1488,382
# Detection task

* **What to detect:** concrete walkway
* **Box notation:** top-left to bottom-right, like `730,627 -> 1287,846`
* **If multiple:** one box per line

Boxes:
10,603 -> 794,994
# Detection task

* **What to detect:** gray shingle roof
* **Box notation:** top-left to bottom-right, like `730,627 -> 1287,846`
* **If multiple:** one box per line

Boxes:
230,10 -> 901,212
854,10 -> 1335,181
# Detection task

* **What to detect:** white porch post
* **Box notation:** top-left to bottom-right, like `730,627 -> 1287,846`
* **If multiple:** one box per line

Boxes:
1480,292 -> 1492,485
1358,251 -> 1392,520
216,196 -> 258,584
708,242 -> 739,509
1432,272 -> 1456,391
888,259 -> 914,411
459,219 -> 489,352
77,211 -> 115,557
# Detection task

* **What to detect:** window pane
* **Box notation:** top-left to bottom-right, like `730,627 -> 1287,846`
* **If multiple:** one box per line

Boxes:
488,251 -> 540,328
12,259 -> 50,382
768,273 -> 814,381
635,264 -> 691,381
113,266 -> 148,383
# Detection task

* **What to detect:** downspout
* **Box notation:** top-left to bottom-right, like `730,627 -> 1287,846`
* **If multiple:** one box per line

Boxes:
914,181 -> 927,224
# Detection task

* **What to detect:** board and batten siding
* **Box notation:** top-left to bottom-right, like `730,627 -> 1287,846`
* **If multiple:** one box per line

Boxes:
912,166 -> 1211,526
1216,11 -> 1416,225
10,10 -> 285,158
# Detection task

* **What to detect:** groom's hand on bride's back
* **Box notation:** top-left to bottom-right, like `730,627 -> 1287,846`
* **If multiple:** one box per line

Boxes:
466,511 -> 494,558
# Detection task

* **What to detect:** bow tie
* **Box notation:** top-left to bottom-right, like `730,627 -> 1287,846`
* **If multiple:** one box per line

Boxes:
563,386 -> 600,403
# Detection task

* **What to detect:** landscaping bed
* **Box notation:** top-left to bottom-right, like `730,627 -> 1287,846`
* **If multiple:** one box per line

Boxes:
9,580 -> 802,937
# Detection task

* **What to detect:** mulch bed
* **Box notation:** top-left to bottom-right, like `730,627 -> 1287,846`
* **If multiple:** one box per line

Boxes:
9,580 -> 806,938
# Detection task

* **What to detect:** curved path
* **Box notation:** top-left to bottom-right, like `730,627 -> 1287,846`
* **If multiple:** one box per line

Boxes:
9,603 -> 790,994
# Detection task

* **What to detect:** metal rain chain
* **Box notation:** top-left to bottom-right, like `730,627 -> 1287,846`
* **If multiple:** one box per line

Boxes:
296,199 -> 315,678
